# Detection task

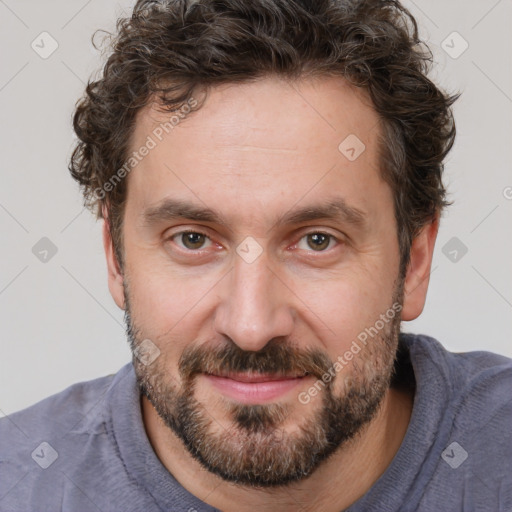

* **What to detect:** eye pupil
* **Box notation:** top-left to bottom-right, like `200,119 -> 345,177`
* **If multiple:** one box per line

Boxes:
307,233 -> 330,251
182,232 -> 205,249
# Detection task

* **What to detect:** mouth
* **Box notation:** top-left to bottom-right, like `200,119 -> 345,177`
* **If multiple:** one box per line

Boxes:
202,371 -> 310,404
210,371 -> 308,382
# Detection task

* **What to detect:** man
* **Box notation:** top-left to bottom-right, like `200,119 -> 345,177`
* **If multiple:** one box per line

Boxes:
1,0 -> 510,510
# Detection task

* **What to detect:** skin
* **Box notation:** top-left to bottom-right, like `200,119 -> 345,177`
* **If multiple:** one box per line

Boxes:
102,75 -> 438,511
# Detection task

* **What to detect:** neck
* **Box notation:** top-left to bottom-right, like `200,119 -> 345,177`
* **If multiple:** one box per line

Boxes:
141,385 -> 413,512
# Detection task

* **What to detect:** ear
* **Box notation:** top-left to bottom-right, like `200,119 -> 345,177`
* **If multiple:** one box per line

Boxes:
102,206 -> 125,310
401,215 -> 439,321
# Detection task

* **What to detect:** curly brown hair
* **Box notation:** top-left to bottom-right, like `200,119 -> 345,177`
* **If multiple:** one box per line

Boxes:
69,0 -> 460,274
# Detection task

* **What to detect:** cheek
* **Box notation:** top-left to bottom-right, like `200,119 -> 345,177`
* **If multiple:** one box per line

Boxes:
300,268 -> 396,354
125,262 -> 220,346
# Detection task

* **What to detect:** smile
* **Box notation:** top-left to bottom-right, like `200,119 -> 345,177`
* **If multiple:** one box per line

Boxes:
203,372 -> 309,403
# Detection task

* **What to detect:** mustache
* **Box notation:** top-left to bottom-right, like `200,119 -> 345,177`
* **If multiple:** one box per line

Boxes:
178,339 -> 334,381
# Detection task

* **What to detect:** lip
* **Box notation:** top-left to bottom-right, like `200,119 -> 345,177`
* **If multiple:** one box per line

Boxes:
203,372 -> 308,404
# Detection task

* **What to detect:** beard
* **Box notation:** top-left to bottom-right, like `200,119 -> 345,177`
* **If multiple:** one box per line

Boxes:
124,276 -> 404,488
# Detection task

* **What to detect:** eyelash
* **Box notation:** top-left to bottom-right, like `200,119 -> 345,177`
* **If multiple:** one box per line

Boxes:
167,229 -> 341,255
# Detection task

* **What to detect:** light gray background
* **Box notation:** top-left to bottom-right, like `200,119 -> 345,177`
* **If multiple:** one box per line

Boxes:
1,0 -> 511,416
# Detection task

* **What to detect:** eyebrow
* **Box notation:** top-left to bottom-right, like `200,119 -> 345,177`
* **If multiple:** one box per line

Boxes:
141,197 -> 368,231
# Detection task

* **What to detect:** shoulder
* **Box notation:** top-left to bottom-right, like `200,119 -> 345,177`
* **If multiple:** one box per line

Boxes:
0,369 -> 120,443
401,332 -> 512,391
0,363 -> 151,511
399,334 -> 512,510
0,364 -> 133,510
404,333 -> 512,461
400,333 -> 511,456
0,364 -> 131,475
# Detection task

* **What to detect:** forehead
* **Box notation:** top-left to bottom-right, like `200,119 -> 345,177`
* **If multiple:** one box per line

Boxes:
136,75 -> 380,155
124,75 -> 389,231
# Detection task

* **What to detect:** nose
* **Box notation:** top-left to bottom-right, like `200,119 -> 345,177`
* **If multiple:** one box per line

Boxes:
213,250 -> 295,352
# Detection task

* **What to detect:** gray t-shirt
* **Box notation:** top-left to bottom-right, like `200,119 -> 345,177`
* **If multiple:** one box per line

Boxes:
1,333 -> 511,511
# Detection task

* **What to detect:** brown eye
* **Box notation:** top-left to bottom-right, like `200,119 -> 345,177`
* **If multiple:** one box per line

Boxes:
297,232 -> 337,252
174,231 -> 211,250
307,233 -> 330,251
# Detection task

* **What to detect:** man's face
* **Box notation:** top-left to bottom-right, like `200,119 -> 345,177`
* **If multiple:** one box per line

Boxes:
118,76 -> 404,486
